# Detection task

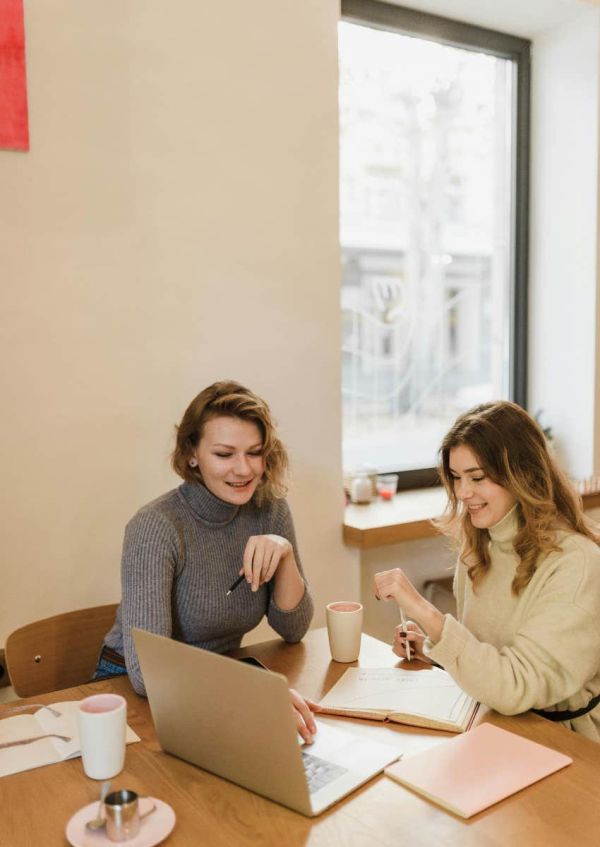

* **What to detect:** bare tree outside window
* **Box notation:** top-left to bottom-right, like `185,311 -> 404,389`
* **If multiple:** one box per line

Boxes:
340,19 -> 518,476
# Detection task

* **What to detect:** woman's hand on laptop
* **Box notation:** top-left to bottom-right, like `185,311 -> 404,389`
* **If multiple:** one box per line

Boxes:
290,688 -> 320,744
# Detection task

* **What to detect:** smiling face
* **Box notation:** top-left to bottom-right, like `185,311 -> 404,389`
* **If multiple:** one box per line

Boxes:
192,416 -> 265,505
449,444 -> 516,529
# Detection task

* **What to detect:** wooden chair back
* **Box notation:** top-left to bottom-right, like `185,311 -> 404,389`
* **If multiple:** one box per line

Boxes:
5,604 -> 119,697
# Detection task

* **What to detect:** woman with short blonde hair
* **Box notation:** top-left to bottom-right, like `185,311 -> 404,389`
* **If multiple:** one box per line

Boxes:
171,380 -> 288,503
374,401 -> 600,741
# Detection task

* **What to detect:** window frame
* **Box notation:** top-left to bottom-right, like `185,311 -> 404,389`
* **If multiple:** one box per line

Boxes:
340,0 -> 531,490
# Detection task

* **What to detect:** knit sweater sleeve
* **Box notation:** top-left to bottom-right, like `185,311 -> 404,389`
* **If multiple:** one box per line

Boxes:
120,508 -> 181,696
424,542 -> 600,715
266,499 -> 314,641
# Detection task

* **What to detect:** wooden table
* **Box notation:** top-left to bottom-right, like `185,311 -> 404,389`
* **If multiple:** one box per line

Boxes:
2,629 -> 600,846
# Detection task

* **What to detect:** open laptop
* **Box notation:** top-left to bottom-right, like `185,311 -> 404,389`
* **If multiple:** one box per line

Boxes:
133,628 -> 400,816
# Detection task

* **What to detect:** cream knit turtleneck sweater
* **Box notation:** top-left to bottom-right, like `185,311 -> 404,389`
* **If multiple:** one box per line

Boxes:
425,507 -> 600,741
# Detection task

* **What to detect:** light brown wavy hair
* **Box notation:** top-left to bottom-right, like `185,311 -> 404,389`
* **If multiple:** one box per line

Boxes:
435,400 -> 599,595
171,380 -> 288,504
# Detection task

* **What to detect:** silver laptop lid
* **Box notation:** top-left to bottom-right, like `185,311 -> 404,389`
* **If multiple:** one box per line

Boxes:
133,628 -> 312,815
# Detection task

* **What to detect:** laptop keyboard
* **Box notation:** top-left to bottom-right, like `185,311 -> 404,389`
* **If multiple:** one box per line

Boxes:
301,751 -> 349,794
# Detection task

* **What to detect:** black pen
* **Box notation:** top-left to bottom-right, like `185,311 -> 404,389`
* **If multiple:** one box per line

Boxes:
226,574 -> 245,596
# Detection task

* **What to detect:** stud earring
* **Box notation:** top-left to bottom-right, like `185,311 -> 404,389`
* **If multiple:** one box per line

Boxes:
189,457 -> 198,468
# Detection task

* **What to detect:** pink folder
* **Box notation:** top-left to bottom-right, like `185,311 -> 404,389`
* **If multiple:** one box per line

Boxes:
385,722 -> 572,818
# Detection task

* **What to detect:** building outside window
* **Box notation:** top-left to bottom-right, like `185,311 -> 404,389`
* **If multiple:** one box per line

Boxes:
339,2 -> 530,484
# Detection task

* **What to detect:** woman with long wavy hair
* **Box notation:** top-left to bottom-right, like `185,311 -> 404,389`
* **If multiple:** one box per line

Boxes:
374,401 -> 600,740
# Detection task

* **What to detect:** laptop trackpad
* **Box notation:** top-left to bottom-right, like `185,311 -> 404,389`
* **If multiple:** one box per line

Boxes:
301,720 -> 400,812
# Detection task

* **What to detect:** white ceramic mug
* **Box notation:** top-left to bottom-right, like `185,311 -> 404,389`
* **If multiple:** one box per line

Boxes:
78,693 -> 127,780
326,601 -> 363,662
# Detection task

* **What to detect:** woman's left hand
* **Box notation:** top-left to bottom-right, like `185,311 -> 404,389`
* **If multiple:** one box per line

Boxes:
241,534 -> 293,592
393,621 -> 427,661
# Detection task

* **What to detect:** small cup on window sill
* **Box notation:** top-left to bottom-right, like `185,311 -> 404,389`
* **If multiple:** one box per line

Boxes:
350,473 -> 373,504
376,474 -> 399,501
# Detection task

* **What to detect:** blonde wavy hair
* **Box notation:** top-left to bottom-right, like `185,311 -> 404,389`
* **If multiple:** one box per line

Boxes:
171,380 -> 288,505
435,401 -> 599,595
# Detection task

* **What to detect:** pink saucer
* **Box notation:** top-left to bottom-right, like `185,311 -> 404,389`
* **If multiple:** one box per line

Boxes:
65,797 -> 175,847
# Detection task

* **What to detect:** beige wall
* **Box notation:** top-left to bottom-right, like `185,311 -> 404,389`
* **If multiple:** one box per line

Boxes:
0,0 -> 359,645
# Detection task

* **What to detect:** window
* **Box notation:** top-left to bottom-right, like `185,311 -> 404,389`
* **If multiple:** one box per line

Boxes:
340,1 -> 530,486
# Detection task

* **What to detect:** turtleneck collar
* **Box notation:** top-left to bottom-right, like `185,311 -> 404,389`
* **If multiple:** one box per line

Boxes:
178,482 -> 240,527
488,503 -> 519,545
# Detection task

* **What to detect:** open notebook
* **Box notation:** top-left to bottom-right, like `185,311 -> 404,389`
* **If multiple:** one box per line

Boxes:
318,667 -> 478,732
0,701 -> 140,778
385,723 -> 572,818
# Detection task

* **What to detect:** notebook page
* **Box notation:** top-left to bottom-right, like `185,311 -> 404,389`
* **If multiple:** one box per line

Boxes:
320,668 -> 473,724
36,701 -> 81,760
0,713 -> 61,777
0,701 -> 140,778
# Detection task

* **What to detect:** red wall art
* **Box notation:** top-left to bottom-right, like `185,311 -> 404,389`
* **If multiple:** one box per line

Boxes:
0,0 -> 29,150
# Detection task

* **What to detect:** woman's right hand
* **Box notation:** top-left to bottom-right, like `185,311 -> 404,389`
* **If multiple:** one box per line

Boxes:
393,621 -> 428,661
290,688 -> 320,744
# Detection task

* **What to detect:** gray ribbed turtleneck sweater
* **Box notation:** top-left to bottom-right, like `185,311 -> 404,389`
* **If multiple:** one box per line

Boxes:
104,482 -> 313,695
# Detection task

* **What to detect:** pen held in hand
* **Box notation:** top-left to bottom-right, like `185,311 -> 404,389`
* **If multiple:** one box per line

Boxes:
399,607 -> 411,661
226,574 -> 245,596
